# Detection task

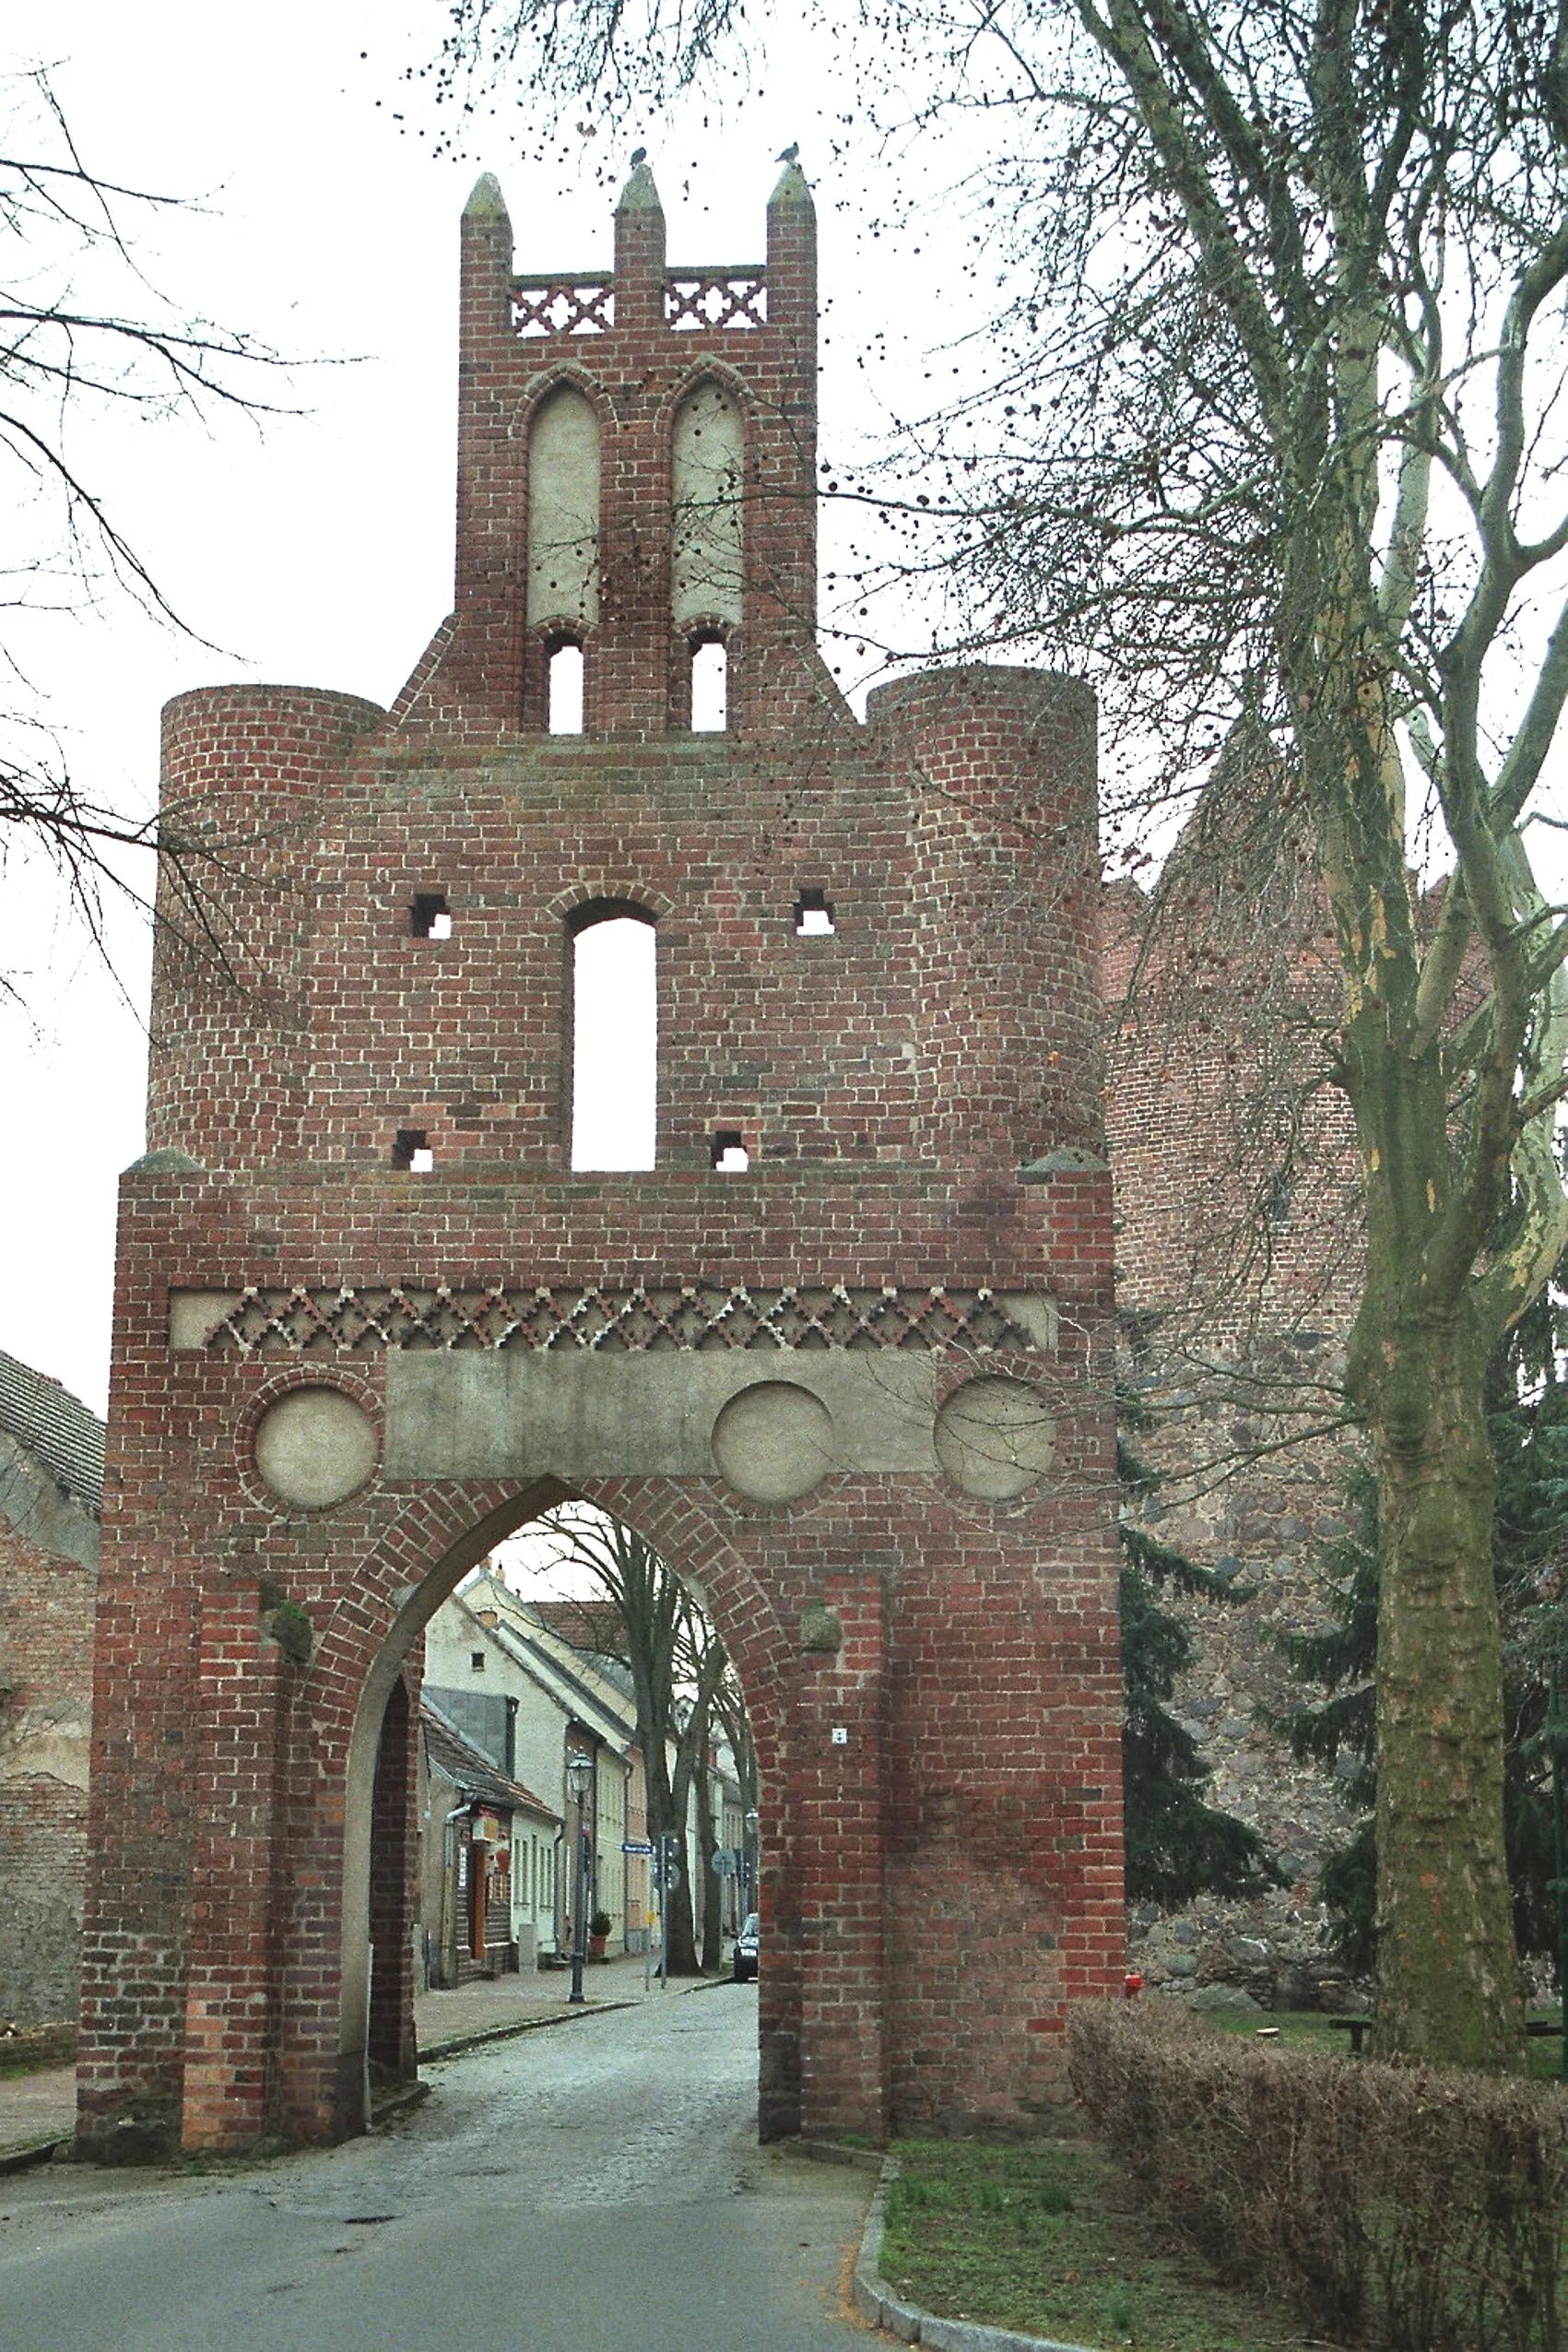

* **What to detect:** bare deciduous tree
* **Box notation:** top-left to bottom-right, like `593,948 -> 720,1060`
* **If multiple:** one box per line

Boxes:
0,64 -> 297,994
534,1507 -> 739,1975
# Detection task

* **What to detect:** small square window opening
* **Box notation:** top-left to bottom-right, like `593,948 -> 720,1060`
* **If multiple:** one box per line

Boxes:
712,1129 -> 749,1172
470,1650 -> 487,1672
411,892 -> 452,939
393,1129 -> 433,1172
795,888 -> 836,936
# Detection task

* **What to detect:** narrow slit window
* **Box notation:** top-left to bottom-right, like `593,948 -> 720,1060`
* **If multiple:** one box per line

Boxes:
393,1128 -> 433,1172
690,639 -> 728,733
571,908 -> 656,1170
794,888 -> 835,936
712,1129 -> 749,1172
548,642 -> 584,735
411,892 -> 452,939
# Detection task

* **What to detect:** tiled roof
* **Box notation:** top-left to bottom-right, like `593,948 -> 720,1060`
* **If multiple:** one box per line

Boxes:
0,1350 -> 105,1515
530,1597 -> 628,1657
420,1696 -> 560,1821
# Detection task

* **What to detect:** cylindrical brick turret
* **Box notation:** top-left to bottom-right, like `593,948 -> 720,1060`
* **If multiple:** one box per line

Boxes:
867,665 -> 1101,1167
148,684 -> 385,1168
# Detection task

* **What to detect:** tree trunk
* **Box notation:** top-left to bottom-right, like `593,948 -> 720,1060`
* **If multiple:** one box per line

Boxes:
1370,1328 -> 1525,2071
643,1752 -> 699,1976
663,1841 -> 699,1977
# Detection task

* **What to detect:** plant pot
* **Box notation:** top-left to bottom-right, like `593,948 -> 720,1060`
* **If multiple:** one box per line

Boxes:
588,1934 -> 608,1960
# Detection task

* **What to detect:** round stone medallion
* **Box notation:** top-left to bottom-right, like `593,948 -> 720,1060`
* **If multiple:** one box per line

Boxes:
253,1388 -> 378,1509
933,1375 -> 1055,1502
710,1381 -> 834,1503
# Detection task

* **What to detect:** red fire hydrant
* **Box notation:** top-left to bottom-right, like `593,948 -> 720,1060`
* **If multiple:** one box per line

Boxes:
1124,1971 -> 1143,2001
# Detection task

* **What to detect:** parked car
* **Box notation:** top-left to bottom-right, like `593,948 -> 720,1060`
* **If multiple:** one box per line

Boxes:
732,1912 -> 760,1982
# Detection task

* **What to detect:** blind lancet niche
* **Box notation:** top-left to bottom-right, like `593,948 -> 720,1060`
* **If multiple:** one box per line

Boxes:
672,381 -> 743,730
527,383 -> 601,731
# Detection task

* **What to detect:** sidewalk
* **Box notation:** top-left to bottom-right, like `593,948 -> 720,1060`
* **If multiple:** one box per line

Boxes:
416,1949 -> 720,2053
0,2062 -> 75,2166
0,1954 -> 732,2163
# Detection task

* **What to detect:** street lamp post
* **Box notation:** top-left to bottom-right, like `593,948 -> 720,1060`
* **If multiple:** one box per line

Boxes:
743,1806 -> 759,1923
567,1752 -> 595,2006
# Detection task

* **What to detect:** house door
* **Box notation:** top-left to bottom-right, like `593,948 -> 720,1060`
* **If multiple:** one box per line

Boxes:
469,1834 -> 488,1963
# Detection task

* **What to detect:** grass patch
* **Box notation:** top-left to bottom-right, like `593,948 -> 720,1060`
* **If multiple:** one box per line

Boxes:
1198,2003 -> 1568,2081
1197,2005 -> 1347,2050
880,2138 -> 1314,2351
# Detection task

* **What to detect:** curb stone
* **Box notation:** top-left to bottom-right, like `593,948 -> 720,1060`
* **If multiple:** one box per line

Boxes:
854,2157 -> 1103,2352
419,1999 -> 640,2063
0,2135 -> 69,2176
419,1971 -> 727,2064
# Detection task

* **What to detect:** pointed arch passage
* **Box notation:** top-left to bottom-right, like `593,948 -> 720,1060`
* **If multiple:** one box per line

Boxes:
570,902 -> 657,1169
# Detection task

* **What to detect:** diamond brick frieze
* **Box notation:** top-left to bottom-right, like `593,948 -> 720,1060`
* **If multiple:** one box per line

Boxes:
171,1282 -> 1055,1357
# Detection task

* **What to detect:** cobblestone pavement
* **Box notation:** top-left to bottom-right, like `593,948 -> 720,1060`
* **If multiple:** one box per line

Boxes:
0,1981 -> 877,2351
0,1952 -> 704,2157
415,1948 -> 678,2045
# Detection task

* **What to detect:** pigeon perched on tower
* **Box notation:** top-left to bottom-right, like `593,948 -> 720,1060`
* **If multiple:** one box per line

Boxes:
777,142 -> 800,164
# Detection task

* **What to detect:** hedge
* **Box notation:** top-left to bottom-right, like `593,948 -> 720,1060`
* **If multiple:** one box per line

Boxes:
1067,1999 -> 1567,2349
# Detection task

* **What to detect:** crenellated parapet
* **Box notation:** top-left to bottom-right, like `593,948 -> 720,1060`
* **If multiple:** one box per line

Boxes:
867,665 -> 1102,1166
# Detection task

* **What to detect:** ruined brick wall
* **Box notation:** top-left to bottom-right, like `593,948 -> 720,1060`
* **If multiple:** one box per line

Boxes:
1102,855 -> 1368,1999
0,1411 -> 100,2027
80,161 -> 1122,2157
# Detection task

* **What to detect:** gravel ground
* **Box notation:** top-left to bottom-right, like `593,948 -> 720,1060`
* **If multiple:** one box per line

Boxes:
0,1982 -> 876,2351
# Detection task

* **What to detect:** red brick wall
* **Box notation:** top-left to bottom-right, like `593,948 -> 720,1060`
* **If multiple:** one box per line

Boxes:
368,1672 -> 419,2081
79,167 -> 1123,2156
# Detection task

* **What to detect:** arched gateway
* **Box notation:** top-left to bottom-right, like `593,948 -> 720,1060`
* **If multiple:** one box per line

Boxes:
77,160 -> 1123,2157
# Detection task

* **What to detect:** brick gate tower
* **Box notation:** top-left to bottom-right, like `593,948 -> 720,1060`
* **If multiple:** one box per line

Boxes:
78,161 -> 1123,2157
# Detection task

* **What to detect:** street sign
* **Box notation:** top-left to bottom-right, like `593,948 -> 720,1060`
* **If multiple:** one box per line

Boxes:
713,1848 -> 738,1877
621,1838 -> 654,1855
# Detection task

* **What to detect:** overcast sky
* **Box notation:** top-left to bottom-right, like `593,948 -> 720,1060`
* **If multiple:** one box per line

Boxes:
2,0 -> 972,1412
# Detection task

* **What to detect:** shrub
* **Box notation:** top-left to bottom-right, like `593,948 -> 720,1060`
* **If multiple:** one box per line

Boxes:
1067,2000 -> 1567,2350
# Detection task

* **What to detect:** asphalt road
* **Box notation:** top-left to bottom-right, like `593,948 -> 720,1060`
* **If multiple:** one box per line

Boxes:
0,1982 -> 877,2351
